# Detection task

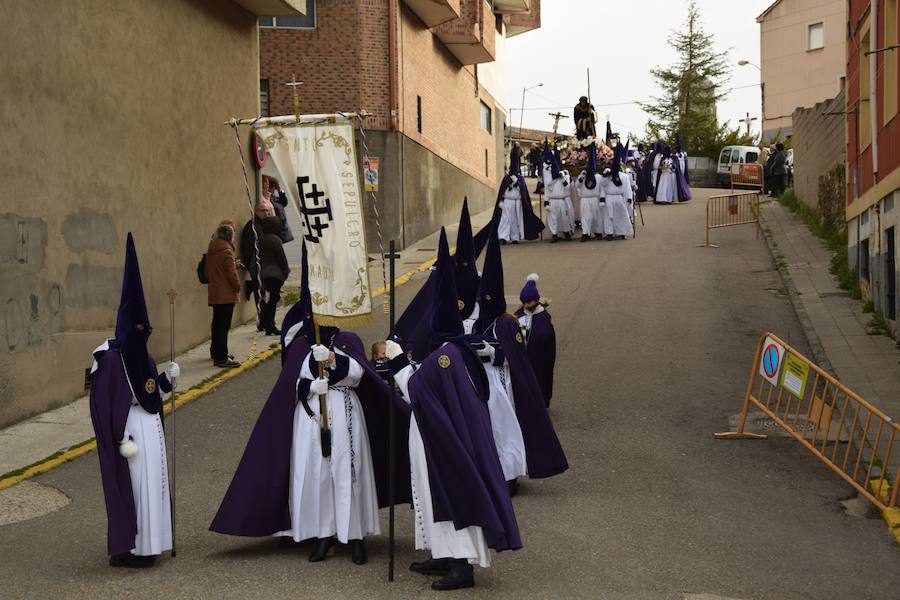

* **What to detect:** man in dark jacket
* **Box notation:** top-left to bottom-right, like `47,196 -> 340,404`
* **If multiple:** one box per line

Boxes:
770,143 -> 787,197
268,179 -> 294,244
257,216 -> 290,336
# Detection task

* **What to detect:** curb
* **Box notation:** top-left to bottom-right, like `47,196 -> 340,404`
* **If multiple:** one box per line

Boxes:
869,479 -> 900,545
0,250 -> 440,492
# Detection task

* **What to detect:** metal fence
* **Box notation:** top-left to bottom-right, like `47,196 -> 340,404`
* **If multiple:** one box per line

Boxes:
716,332 -> 900,511
730,162 -> 764,192
700,192 -> 760,248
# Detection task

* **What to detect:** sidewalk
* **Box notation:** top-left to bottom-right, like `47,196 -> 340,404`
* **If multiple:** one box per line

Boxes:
761,200 -> 900,416
0,204 -> 496,485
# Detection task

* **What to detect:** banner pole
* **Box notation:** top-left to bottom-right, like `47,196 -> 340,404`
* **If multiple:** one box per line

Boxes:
166,289 -> 178,558
387,239 -> 398,583
314,322 -> 331,458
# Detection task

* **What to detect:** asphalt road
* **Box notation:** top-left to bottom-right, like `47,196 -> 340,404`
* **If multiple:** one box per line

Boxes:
2,189 -> 898,599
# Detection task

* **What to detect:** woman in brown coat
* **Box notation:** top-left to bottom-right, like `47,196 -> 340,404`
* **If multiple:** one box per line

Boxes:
207,222 -> 241,368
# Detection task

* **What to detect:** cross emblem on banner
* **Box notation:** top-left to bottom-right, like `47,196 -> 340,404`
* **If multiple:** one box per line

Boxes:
296,175 -> 333,243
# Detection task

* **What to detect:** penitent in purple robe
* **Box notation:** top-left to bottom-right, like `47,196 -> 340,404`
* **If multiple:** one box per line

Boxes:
409,340 -> 522,552
493,314 -> 568,478
89,349 -> 170,556
515,308 -> 556,407
210,331 -> 411,537
675,159 -> 692,202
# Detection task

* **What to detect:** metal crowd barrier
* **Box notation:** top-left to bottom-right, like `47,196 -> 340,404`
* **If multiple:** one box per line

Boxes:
700,192 -> 760,248
730,162 -> 764,192
716,332 -> 900,511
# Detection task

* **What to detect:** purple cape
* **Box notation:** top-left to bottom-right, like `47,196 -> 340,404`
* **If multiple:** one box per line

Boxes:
89,349 -> 168,556
515,308 -> 556,407
494,314 -> 568,478
644,150 -> 659,193
675,159 -> 692,202
210,332 -> 411,537
410,340 -> 522,552
633,161 -> 648,202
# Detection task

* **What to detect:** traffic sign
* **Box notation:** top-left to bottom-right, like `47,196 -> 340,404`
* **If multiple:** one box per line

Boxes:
759,336 -> 785,386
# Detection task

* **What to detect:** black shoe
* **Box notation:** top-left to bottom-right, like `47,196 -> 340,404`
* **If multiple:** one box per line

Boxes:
499,239 -> 507,245
209,353 -> 235,361
265,327 -> 281,336
308,537 -> 336,562
213,359 -> 241,368
550,235 -> 559,243
350,539 -> 367,565
594,234 -> 603,240
507,478 -> 519,497
511,240 -> 519,245
410,557 -> 454,576
109,553 -> 155,569
580,234 -> 590,242
431,560 -> 474,591
564,232 -> 572,240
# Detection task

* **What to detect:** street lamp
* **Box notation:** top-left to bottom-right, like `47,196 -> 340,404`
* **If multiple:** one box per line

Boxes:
517,83 -> 543,144
738,60 -> 765,142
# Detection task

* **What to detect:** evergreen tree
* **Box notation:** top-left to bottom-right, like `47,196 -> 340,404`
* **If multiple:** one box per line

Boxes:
641,1 -> 750,158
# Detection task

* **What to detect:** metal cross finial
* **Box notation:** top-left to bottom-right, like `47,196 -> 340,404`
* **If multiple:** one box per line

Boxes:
286,75 -> 303,120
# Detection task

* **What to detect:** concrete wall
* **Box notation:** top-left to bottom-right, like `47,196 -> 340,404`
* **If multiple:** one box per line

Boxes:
759,0 -> 845,140
791,87 -> 846,209
0,1 -> 261,427
401,136 -> 495,245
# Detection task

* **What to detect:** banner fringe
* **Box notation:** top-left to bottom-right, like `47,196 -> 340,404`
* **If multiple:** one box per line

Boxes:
315,313 -> 374,328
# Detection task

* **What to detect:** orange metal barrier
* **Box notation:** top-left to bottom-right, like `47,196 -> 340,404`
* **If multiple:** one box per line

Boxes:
700,192 -> 760,248
716,332 -> 900,511
731,162 -> 764,192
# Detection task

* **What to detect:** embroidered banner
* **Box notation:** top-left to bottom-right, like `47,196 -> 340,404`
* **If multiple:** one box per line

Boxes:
255,121 -> 371,326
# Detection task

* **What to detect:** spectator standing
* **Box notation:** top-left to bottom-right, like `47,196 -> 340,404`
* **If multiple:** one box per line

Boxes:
257,216 -> 290,336
207,222 -> 241,368
240,199 -> 275,309
771,143 -> 787,197
268,178 -> 294,244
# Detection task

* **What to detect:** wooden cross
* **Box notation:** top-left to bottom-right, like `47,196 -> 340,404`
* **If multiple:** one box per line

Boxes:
286,74 -> 303,119
549,111 -> 569,136
740,111 -> 758,135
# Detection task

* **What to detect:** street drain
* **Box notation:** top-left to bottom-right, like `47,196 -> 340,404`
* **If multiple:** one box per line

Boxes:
726,411 -> 850,441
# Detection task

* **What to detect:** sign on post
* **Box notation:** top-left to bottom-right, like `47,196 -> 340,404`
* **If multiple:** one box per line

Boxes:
759,336 -> 786,386
364,157 -> 379,192
781,352 -> 810,399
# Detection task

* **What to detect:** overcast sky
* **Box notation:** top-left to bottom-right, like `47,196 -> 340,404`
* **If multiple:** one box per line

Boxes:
504,0 -> 774,140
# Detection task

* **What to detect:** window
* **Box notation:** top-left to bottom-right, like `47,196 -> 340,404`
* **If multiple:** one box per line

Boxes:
479,101 -> 492,133
807,22 -> 824,50
746,151 -> 759,163
885,0 -> 898,123
416,96 -> 422,133
259,1 -> 316,29
731,149 -> 740,163
719,148 -> 731,167
485,149 -> 489,177
259,79 -> 270,117
860,238 -> 870,282
860,24 -> 872,149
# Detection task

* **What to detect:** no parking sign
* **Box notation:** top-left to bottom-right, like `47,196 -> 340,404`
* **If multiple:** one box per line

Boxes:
758,336 -> 786,386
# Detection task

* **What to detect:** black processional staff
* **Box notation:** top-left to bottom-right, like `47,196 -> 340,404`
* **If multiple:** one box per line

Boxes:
313,320 -> 332,459
166,288 -> 178,558
386,239 -> 401,583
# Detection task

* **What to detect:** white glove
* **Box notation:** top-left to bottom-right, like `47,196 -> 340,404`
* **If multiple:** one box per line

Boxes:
475,343 -> 495,361
166,362 -> 180,381
309,377 -> 329,396
119,436 -> 139,459
311,345 -> 330,362
385,340 -> 403,360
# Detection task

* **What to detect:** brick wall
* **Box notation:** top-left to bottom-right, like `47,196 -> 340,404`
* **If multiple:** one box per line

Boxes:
399,4 -> 498,187
260,0 -> 392,130
792,86 -> 846,209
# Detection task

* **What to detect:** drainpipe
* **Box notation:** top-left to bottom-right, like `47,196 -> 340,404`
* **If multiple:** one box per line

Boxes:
388,0 -> 399,131
871,0 -> 879,180
388,0 -> 405,246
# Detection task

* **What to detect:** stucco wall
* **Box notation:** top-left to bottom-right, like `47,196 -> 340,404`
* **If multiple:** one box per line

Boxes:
759,0 -> 845,139
0,0 -> 261,427
791,88 -> 846,210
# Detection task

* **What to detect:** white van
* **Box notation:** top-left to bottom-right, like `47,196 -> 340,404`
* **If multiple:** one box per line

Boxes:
717,145 -> 761,187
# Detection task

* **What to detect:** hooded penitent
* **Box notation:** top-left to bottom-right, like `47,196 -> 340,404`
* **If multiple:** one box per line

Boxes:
474,228 -> 506,335
455,199 -> 480,321
542,140 -> 561,180
585,143 -> 598,190
429,227 -> 465,351
490,147 -> 545,244
114,233 -> 162,414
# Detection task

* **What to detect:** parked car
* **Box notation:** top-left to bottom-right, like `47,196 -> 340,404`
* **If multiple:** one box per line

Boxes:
717,145 -> 761,188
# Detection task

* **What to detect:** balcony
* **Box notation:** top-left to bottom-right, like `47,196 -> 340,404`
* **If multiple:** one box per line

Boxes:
492,0 -> 530,13
505,0 -> 540,37
403,0 -> 460,27
432,0 -> 496,65
233,0 -> 307,15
